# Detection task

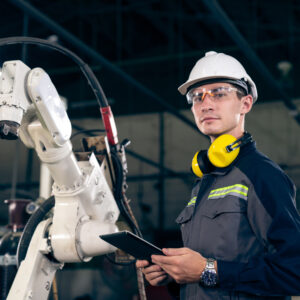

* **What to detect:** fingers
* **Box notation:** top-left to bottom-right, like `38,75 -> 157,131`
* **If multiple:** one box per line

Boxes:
151,248 -> 196,265
143,264 -> 164,274
136,261 -> 169,286
146,270 -> 167,281
148,274 -> 168,286
136,259 -> 150,268
143,267 -> 169,286
136,260 -> 164,276
151,254 -> 178,266
162,247 -> 189,256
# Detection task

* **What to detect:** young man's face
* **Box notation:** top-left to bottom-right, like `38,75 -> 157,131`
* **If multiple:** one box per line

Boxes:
190,82 -> 253,141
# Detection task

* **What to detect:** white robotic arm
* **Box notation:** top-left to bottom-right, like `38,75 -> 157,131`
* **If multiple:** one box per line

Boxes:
0,60 -> 121,299
0,61 -> 31,139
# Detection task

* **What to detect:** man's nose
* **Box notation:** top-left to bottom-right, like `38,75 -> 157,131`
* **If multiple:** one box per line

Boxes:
200,93 -> 214,110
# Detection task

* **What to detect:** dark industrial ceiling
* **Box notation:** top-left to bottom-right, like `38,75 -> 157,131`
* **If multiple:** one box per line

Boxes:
0,0 -> 299,120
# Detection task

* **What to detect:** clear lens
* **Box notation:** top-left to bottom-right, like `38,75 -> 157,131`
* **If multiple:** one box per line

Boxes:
186,89 -> 195,104
186,86 -> 238,104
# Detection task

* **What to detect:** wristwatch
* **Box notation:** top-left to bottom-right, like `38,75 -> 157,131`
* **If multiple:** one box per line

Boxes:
200,258 -> 218,287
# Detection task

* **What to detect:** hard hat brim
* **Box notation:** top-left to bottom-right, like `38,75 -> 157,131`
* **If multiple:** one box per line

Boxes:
178,75 -> 257,102
179,76 -> 240,95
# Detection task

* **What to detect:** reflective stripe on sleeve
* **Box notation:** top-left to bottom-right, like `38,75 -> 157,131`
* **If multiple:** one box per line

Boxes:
187,196 -> 197,206
208,184 -> 248,200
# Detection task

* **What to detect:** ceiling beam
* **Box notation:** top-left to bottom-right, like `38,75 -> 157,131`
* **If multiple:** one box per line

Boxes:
8,0 -> 200,133
202,0 -> 300,125
47,37 -> 298,77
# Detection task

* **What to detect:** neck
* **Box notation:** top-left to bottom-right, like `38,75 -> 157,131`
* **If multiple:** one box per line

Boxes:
209,129 -> 245,143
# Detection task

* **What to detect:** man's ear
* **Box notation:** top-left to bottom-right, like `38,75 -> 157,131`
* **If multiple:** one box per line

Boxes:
241,95 -> 253,115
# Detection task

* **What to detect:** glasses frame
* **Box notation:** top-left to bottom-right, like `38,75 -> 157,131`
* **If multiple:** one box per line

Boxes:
186,86 -> 243,105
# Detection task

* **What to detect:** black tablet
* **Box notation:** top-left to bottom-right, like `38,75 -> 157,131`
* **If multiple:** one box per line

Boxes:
100,231 -> 164,261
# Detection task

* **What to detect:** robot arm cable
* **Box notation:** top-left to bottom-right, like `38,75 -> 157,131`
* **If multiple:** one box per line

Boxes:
0,37 -> 119,146
0,36 -> 109,108
16,196 -> 55,267
110,151 -> 142,237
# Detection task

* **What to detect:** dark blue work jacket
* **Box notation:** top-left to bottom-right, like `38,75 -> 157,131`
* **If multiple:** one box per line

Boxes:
176,141 -> 300,300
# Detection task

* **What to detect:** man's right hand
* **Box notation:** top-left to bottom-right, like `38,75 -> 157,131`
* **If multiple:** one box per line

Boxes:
136,259 -> 173,286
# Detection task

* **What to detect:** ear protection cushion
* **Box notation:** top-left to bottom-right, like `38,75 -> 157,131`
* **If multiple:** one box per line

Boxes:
191,151 -> 204,178
191,150 -> 214,178
208,134 -> 240,168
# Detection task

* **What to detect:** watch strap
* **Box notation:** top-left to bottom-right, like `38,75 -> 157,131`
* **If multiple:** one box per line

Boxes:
200,258 -> 218,287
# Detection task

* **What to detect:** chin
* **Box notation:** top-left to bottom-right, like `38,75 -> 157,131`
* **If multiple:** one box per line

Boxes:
199,123 -> 238,137
198,121 -> 222,135
199,126 -> 223,137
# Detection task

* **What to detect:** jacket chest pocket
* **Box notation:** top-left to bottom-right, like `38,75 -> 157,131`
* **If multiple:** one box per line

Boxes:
176,205 -> 195,245
201,196 -> 247,218
197,197 -> 249,259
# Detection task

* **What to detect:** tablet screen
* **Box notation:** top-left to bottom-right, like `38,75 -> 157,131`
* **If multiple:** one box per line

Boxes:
100,231 -> 164,261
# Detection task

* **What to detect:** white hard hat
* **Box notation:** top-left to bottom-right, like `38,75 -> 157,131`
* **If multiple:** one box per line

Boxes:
178,51 -> 258,102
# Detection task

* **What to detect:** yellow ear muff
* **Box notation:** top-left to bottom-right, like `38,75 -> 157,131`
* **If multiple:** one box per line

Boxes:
208,134 -> 240,168
191,151 -> 204,178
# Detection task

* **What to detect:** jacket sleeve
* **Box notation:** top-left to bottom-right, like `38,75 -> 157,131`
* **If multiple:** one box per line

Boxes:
217,161 -> 300,296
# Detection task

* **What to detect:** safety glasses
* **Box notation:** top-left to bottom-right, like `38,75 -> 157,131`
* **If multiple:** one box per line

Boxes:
186,86 -> 242,105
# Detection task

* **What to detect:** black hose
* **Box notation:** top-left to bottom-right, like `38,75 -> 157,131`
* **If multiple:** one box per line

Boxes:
0,265 -> 16,300
110,151 -> 142,238
0,36 -> 109,108
0,232 -> 19,300
70,128 -> 106,140
16,196 -> 55,267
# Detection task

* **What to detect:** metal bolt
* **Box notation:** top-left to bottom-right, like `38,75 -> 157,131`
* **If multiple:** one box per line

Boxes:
99,191 -> 106,198
26,290 -> 33,299
95,192 -> 104,205
106,211 -> 115,222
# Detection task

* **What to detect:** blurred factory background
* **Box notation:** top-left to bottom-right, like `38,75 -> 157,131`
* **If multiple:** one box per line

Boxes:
0,0 -> 300,299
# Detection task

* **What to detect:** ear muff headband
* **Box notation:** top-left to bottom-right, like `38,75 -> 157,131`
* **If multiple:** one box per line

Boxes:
191,133 -> 253,177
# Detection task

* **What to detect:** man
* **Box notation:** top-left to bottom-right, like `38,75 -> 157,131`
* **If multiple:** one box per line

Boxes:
136,51 -> 300,299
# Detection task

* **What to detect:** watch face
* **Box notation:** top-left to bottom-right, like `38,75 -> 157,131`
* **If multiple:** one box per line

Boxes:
201,269 -> 218,287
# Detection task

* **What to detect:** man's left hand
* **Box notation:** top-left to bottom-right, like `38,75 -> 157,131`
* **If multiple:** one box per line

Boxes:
151,247 -> 207,284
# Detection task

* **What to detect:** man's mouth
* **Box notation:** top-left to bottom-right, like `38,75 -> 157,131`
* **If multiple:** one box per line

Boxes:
200,116 -> 219,123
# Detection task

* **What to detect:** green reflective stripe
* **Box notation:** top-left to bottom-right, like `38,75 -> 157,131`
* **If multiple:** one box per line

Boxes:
208,189 -> 247,198
208,191 -> 248,201
210,184 -> 248,194
208,184 -> 249,201
187,196 -> 197,206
